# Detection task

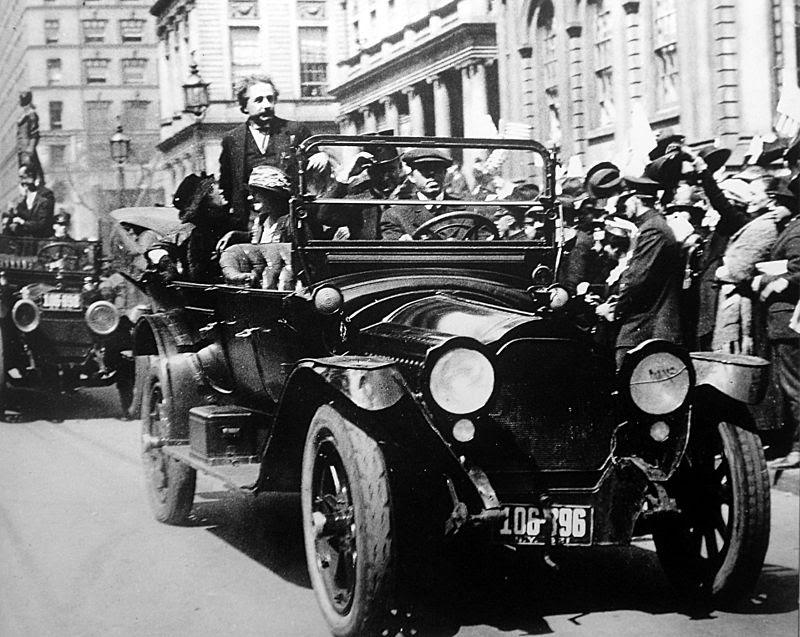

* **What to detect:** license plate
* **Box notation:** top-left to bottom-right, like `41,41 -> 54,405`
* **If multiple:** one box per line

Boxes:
42,292 -> 82,310
498,504 -> 593,546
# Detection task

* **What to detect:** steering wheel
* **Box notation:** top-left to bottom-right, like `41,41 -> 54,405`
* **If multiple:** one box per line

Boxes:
410,211 -> 500,241
36,242 -> 84,269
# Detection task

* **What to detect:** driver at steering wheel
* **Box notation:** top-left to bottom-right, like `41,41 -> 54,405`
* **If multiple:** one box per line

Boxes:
380,149 -> 456,240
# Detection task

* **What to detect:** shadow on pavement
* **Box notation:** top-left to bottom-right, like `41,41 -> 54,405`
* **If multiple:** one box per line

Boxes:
174,492 -> 799,636
1,386 -> 124,422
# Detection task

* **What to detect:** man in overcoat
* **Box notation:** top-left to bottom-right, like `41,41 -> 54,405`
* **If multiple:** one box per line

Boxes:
218,75 -> 325,231
614,176 -> 684,369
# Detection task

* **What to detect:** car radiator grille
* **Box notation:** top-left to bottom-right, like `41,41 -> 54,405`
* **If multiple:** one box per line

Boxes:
486,338 -> 618,471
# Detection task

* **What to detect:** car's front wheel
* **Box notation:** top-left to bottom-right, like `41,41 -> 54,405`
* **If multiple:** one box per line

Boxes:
653,419 -> 770,607
301,405 -> 394,637
141,368 -> 195,525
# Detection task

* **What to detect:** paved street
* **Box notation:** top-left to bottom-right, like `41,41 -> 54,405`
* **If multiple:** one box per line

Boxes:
0,387 -> 797,637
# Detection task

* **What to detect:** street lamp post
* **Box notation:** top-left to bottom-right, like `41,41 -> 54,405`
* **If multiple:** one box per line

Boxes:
109,123 -> 131,208
183,55 -> 210,174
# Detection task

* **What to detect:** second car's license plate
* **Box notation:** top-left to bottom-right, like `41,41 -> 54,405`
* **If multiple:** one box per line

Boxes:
43,292 -> 81,310
498,504 -> 593,546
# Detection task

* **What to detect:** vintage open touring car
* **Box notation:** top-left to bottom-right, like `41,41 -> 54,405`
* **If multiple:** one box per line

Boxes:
0,206 -> 179,418
134,136 -> 771,636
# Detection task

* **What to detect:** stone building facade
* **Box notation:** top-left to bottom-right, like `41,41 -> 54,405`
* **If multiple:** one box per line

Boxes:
497,0 -> 799,169
150,0 -> 340,200
0,0 -> 162,239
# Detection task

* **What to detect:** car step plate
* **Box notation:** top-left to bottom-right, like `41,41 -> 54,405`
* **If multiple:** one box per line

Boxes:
498,504 -> 593,546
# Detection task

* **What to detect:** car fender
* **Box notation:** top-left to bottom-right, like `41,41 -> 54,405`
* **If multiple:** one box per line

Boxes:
132,311 -> 203,437
255,357 -> 483,513
691,384 -> 760,433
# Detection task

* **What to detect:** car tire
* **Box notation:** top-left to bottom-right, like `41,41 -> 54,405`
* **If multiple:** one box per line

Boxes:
302,405 -> 394,637
653,420 -> 770,607
141,368 -> 196,525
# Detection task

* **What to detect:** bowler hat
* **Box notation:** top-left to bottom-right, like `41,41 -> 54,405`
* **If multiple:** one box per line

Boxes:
401,148 -> 453,168
649,133 -> 685,160
585,161 -> 620,188
361,143 -> 400,166
54,210 -> 71,225
172,174 -> 203,211
698,146 -> 732,173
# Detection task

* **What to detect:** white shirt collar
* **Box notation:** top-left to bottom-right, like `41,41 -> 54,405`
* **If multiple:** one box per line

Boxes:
417,190 -> 444,211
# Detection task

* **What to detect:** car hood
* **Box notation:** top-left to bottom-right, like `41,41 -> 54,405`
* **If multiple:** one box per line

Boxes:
383,295 -> 541,346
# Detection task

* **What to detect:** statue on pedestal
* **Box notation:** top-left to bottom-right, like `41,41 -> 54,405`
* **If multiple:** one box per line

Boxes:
17,91 -> 45,186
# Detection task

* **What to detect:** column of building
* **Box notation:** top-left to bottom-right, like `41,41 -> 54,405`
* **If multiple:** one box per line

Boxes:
430,75 -> 451,137
712,1 -> 741,150
566,23 -> 586,159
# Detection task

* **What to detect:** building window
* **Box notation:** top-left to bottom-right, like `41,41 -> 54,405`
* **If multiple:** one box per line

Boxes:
45,19 -> 59,44
46,58 -> 62,85
653,0 -> 678,108
49,101 -> 63,130
593,1 -> 614,127
119,19 -> 145,43
230,27 -> 261,92
299,26 -> 328,97
84,58 -> 109,84
49,144 -> 66,167
539,7 -> 561,145
85,100 -> 111,130
122,100 -> 149,130
229,0 -> 259,19
121,58 -> 147,85
82,19 -> 107,44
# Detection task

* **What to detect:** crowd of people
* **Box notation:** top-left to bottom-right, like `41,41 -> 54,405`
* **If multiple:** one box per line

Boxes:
149,73 -> 799,469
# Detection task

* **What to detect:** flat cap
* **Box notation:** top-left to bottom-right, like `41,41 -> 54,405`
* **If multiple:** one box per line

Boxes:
401,148 -> 453,167
620,175 -> 662,199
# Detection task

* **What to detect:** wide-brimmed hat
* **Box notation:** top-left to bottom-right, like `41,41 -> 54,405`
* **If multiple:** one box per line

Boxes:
172,174 -> 203,211
644,153 -> 684,187
698,146 -> 732,173
586,165 -> 623,198
401,148 -> 453,168
248,165 -> 291,197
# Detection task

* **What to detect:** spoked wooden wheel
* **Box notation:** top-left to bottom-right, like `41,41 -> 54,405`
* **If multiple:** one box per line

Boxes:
654,420 -> 770,607
302,405 -> 394,637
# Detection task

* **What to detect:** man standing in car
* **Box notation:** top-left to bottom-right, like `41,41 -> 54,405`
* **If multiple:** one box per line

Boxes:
219,75 -> 327,231
380,149 -> 454,240
613,176 -> 684,369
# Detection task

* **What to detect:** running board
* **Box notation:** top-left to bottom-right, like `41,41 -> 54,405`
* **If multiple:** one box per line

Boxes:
163,444 -> 261,493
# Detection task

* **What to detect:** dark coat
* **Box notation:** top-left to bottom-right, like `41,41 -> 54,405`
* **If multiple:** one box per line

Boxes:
380,188 -> 458,240
763,215 -> 800,341
218,117 -> 311,231
615,209 -> 684,348
15,185 -> 54,238
691,172 -> 749,344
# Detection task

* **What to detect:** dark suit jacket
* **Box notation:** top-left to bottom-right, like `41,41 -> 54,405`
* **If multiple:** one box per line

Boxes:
218,117 -> 311,231
15,186 -> 54,238
616,209 -> 684,348
381,188 -> 460,240
764,216 -> 800,341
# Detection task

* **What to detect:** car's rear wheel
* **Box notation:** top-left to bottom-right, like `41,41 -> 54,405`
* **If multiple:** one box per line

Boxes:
141,368 -> 195,524
302,405 -> 394,637
653,420 -> 770,607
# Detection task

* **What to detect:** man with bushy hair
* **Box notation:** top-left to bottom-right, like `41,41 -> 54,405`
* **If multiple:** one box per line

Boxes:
219,74 -> 326,231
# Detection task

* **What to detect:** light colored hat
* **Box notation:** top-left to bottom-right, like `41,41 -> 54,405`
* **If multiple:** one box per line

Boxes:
248,165 -> 291,196
718,178 -> 754,205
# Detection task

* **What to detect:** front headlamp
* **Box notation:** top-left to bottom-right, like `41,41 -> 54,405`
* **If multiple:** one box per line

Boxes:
618,340 -> 694,415
426,345 -> 495,415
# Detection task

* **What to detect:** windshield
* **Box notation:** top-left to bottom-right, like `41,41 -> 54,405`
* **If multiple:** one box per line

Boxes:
0,236 -> 98,273
293,136 -> 555,245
